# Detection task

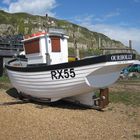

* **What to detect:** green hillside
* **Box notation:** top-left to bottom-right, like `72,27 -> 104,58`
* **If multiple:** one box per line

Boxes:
0,10 -> 136,57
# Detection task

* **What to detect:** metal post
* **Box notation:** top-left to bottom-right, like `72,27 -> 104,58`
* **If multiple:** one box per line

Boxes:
129,40 -> 133,54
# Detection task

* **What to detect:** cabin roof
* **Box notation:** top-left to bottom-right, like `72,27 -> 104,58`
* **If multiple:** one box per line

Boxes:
22,32 -> 69,43
22,32 -> 47,42
22,28 -> 69,43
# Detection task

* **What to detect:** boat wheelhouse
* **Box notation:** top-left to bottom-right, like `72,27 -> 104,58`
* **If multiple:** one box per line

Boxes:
23,29 -> 69,65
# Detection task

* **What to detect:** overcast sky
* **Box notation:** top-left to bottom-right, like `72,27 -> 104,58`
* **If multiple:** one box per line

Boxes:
0,0 -> 140,53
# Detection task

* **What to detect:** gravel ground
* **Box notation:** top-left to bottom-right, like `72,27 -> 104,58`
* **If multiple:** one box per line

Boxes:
0,87 -> 140,140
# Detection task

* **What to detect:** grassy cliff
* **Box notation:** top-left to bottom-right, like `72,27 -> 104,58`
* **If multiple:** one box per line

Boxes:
0,10 -> 134,57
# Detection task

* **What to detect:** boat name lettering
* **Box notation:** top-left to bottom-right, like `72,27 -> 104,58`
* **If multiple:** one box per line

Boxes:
51,68 -> 76,80
111,54 -> 132,61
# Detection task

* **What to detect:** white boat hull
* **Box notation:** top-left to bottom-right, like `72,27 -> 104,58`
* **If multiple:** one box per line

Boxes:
6,60 -> 135,102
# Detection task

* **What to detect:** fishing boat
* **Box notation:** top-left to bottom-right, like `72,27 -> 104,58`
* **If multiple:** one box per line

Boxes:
5,29 -> 136,109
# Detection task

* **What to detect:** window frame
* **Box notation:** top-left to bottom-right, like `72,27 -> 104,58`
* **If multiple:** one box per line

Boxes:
50,36 -> 61,52
24,38 -> 40,55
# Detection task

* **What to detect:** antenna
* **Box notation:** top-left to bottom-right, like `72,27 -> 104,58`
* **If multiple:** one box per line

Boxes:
44,13 -> 54,32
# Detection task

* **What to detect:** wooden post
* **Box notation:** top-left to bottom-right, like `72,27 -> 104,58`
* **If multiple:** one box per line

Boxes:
99,88 -> 109,109
73,30 -> 80,60
98,36 -> 101,49
129,40 -> 132,49
129,40 -> 133,53
0,57 -> 3,77
75,41 -> 80,59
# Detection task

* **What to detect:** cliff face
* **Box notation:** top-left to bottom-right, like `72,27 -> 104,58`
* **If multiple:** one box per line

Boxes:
0,10 -> 126,51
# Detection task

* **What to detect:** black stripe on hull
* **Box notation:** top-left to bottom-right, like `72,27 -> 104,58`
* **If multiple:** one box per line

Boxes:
5,53 -> 135,72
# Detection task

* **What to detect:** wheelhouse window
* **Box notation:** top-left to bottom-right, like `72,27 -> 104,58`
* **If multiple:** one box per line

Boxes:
24,39 -> 40,54
51,36 -> 61,52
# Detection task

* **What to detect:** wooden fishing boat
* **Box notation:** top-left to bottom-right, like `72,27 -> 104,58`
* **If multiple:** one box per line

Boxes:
5,29 -> 136,109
